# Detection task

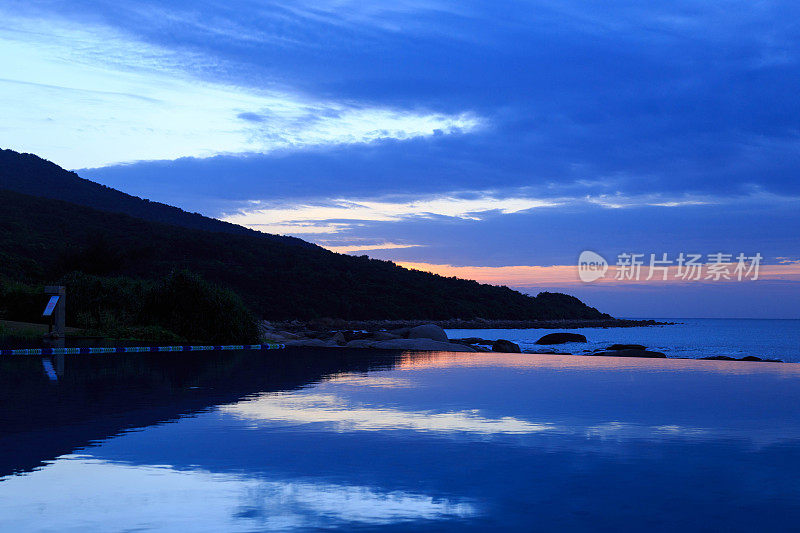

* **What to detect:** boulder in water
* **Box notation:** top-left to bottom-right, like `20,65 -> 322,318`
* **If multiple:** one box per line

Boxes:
329,332 -> 346,346
408,324 -> 448,342
607,344 -> 646,351
492,339 -> 521,353
535,332 -> 587,345
589,349 -> 666,358
701,355 -> 783,362
453,337 -> 493,345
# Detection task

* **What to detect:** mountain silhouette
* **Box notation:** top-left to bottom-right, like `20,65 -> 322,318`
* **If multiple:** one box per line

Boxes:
0,148 -> 608,321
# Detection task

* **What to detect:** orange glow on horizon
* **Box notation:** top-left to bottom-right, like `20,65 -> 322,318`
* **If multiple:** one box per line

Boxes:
395,261 -> 800,288
398,352 -> 800,377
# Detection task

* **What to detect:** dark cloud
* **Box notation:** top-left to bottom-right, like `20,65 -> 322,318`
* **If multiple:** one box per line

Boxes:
334,201 -> 800,267
83,117 -> 800,215
43,0 -> 800,200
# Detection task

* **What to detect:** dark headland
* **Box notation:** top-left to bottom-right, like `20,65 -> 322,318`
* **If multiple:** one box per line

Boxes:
0,148 -> 660,346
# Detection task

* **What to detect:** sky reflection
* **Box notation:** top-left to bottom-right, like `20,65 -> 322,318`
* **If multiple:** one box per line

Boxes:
222,392 -> 554,435
220,361 -> 800,449
3,350 -> 800,531
0,455 -> 476,532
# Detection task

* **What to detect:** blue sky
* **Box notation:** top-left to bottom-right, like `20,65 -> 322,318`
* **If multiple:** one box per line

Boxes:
1,0 -> 799,317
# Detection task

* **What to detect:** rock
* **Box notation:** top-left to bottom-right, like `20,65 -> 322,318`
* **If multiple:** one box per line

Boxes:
701,355 -> 782,362
329,332 -> 346,346
452,337 -> 493,345
389,327 -> 411,338
535,333 -> 588,345
345,339 -> 373,348
370,338 -> 476,352
492,339 -> 521,353
284,338 -> 328,347
607,344 -> 646,351
523,349 -> 571,355
408,324 -> 448,342
372,331 -> 400,341
589,349 -> 666,358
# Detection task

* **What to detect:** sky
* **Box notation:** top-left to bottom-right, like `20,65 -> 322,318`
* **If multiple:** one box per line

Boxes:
1,0 -> 799,317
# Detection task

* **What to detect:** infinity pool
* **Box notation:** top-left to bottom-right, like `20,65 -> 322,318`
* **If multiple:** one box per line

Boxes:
1,349 -> 799,531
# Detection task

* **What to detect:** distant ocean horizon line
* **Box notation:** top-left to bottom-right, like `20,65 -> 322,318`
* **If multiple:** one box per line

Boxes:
618,316 -> 800,321
448,317 -> 800,361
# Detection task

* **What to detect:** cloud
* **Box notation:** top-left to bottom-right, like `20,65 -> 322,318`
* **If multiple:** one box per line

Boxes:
237,111 -> 266,123
0,9 -> 480,168
81,122 -> 800,221
220,194 -> 560,234
321,242 -> 423,254
395,261 -> 800,288
217,190 -> 800,259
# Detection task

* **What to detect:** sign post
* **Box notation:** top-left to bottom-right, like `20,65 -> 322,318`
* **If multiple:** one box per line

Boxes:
43,286 -> 66,350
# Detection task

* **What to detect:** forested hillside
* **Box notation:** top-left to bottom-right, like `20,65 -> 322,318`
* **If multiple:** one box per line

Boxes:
0,149 -> 609,334
0,149 -> 310,247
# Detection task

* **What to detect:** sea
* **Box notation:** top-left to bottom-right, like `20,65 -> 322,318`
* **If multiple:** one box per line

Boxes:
447,317 -> 800,362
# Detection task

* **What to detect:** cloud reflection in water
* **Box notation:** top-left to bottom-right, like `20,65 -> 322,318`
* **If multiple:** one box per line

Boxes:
222,392 -> 554,435
0,455 -> 476,531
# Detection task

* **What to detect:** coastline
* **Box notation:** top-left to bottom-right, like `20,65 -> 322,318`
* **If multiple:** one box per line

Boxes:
270,317 -> 673,333
264,318 -> 790,363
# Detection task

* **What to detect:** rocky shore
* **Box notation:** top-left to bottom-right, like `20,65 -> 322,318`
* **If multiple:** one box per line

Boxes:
266,317 -> 671,333
261,319 -> 783,362
264,323 -> 481,352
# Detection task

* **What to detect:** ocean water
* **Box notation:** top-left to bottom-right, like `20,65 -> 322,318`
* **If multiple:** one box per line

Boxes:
1,348 -> 800,531
447,318 -> 800,362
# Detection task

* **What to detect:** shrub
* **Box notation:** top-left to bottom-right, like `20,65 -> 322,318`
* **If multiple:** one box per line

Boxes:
0,278 -> 46,323
141,270 -> 259,344
55,270 -> 259,344
62,271 -> 148,331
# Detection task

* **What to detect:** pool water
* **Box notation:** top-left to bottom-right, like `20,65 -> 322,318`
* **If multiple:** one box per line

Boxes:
1,348 -> 799,531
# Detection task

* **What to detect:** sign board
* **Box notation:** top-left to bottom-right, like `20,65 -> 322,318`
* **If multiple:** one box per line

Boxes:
42,295 -> 60,317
